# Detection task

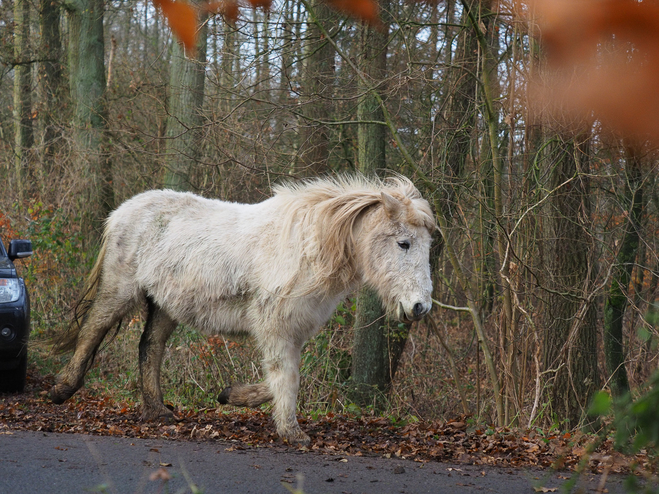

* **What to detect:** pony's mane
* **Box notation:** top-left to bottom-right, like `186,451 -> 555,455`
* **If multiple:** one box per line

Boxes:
273,175 -> 434,294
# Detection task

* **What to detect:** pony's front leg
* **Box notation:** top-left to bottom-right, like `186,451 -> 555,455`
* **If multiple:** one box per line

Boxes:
263,344 -> 309,446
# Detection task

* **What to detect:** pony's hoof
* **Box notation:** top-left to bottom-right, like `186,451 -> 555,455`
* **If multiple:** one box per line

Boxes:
49,384 -> 75,405
141,407 -> 179,424
282,431 -> 311,447
218,386 -> 232,405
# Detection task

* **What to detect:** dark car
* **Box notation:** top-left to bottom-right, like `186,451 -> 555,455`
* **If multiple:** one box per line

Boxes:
0,237 -> 32,393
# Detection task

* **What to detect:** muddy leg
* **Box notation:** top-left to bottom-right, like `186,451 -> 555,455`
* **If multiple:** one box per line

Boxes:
50,300 -> 128,404
139,297 -> 178,422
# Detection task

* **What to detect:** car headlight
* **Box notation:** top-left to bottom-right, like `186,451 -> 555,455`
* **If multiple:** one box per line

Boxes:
0,279 -> 20,303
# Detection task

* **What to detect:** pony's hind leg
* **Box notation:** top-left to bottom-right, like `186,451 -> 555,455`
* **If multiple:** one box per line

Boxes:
218,382 -> 273,407
50,294 -> 131,404
139,297 -> 178,422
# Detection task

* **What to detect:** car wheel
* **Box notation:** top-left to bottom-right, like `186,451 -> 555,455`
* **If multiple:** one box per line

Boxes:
0,354 -> 27,393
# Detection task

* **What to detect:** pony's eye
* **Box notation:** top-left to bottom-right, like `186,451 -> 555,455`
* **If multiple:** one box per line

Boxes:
397,240 -> 410,250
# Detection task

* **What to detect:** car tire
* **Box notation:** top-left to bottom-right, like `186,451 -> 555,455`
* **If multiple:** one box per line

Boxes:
0,354 -> 27,393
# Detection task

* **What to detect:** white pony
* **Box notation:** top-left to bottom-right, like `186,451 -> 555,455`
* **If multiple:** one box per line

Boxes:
50,175 -> 435,445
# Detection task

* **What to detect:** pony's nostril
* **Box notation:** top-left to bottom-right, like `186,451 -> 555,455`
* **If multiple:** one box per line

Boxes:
413,302 -> 424,317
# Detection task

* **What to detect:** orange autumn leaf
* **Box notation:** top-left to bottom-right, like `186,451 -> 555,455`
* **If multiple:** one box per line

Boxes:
246,0 -> 272,9
204,0 -> 272,23
525,0 -> 659,141
323,0 -> 379,25
155,0 -> 380,50
153,0 -> 198,52
205,0 -> 239,22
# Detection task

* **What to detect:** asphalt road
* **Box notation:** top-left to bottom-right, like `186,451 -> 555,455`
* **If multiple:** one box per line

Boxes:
0,430 -> 628,494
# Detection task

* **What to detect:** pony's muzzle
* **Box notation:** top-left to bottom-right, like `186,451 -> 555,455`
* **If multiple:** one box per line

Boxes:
413,302 -> 426,318
398,301 -> 430,322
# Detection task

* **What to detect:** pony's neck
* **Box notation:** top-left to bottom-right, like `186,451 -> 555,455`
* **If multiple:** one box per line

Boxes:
349,204 -> 383,287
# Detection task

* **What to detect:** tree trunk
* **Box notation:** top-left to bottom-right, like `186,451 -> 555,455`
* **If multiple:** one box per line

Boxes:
437,1 -> 477,208
66,0 -> 113,235
542,135 -> 599,428
38,0 -> 63,183
435,0 -> 479,291
276,0 -> 293,139
604,146 -> 645,398
163,17 -> 208,191
350,0 -> 400,408
220,22 -> 236,114
298,0 -> 335,176
13,0 -> 34,200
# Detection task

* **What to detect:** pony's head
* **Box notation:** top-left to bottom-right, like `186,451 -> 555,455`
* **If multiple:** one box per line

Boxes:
278,175 -> 435,321
355,178 -> 435,323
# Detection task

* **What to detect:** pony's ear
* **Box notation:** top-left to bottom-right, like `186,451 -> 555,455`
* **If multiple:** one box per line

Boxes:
381,191 -> 403,219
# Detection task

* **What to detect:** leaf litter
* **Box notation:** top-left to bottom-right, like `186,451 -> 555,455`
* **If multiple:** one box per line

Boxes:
0,373 -> 649,476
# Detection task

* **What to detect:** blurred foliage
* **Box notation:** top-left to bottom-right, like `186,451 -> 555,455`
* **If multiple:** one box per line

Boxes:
586,304 -> 659,493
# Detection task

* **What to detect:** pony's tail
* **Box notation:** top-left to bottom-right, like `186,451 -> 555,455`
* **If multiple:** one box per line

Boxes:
51,237 -> 109,354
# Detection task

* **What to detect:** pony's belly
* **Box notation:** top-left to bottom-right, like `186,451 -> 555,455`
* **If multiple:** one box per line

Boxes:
194,306 -> 252,336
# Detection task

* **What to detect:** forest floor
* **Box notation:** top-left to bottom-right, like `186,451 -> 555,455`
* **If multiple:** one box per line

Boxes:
0,372 -> 652,482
